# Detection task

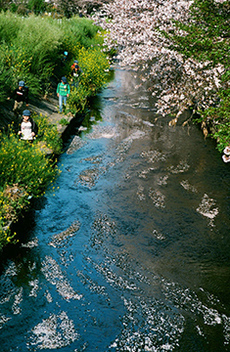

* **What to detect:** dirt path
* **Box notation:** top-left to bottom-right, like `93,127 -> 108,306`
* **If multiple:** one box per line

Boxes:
0,93 -> 76,137
29,95 -> 75,135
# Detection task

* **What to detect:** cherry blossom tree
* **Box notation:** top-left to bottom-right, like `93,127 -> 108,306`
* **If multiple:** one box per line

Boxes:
91,0 -> 229,133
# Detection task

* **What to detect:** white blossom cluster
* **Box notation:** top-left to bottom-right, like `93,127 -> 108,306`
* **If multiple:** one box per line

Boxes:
91,0 -> 226,119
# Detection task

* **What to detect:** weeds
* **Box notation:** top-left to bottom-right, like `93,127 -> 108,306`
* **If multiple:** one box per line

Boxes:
0,128 -> 60,250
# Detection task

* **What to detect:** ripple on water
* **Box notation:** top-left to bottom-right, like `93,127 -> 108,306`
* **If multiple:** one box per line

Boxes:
148,188 -> 166,208
167,160 -> 190,174
157,175 -> 169,186
90,213 -> 117,249
76,153 -> 109,188
196,193 -> 219,227
41,256 -> 82,301
78,167 -> 101,188
12,287 -> 23,315
84,208 -> 230,351
66,135 -> 86,155
0,315 -> 11,329
141,150 -> 166,164
29,311 -> 79,350
87,125 -> 117,140
162,280 -> 230,346
152,229 -> 165,240
48,221 -> 80,248
21,237 -> 39,248
137,185 -> 145,201
180,179 -> 197,193
109,297 -> 184,352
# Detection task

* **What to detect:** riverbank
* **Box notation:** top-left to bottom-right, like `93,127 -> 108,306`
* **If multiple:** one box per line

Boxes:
0,91 -> 85,250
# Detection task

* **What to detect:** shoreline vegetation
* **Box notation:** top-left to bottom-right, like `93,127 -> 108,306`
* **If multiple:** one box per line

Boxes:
0,11 -> 111,251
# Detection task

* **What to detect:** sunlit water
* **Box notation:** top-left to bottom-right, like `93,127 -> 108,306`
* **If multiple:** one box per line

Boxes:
1,67 -> 230,352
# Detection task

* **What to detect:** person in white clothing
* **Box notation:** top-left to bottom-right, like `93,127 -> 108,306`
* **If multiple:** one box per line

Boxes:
18,110 -> 38,142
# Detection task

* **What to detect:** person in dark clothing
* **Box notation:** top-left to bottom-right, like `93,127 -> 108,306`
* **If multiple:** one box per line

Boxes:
18,109 -> 38,142
71,60 -> 83,88
71,60 -> 83,79
8,81 -> 29,115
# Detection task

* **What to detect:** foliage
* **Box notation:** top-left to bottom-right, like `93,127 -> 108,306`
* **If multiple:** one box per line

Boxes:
56,0 -> 80,18
202,80 -> 230,151
78,47 -> 110,93
32,113 -> 63,154
164,0 -> 230,149
67,84 -> 89,114
91,0 -> 230,151
54,16 -> 104,66
0,12 -> 109,99
0,0 -> 48,14
27,0 -> 46,14
66,46 -> 110,114
0,129 -> 59,195
0,0 -> 107,17
167,0 -> 230,66
59,118 -> 70,126
0,128 -> 60,249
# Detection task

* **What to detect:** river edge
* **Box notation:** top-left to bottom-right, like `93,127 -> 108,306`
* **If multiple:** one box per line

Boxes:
0,93 -> 85,246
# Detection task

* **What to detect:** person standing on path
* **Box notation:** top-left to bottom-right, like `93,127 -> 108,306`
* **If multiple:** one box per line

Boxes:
7,81 -> 29,116
18,109 -> 38,142
56,76 -> 70,113
71,60 -> 83,87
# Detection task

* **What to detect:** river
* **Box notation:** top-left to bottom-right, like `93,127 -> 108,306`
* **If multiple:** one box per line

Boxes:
1,67 -> 230,352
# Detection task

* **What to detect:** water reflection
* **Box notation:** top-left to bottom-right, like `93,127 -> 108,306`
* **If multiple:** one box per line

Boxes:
1,67 -> 230,352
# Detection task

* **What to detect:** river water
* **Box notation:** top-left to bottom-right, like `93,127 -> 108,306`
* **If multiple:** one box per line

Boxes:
1,67 -> 230,352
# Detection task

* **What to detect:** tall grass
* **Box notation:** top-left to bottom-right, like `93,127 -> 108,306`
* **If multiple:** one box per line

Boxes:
0,12 -> 109,99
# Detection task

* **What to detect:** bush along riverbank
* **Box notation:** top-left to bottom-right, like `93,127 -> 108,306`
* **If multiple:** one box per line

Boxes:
0,12 -> 112,251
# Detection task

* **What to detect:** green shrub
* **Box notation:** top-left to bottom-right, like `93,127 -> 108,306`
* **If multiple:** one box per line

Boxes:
0,128 -> 60,249
0,13 -> 110,100
0,130 -> 59,195
78,47 -> 110,94
67,84 -> 89,114
32,113 -> 63,154
59,118 -> 69,126
0,11 -> 21,42
66,46 -> 110,114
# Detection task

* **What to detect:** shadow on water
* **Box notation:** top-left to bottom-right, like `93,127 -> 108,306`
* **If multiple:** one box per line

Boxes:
0,197 -> 46,273
62,69 -> 115,151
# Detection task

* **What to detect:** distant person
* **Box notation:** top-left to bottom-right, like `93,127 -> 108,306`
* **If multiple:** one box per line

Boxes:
71,60 -> 82,79
56,76 -> 70,113
7,81 -> 29,115
18,110 -> 38,142
61,51 -> 68,65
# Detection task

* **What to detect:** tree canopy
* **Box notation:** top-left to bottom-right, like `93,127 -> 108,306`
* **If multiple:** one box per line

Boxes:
91,0 -> 230,149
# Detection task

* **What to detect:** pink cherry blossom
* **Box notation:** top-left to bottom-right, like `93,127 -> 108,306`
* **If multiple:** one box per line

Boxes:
90,0 -> 226,121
